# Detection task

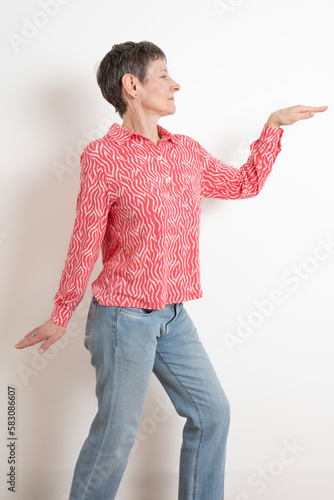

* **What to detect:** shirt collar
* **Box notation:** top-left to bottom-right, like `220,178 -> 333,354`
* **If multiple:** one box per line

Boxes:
106,122 -> 180,145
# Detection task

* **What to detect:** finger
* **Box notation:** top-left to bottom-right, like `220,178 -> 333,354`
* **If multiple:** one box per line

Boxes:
299,111 -> 315,120
305,107 -> 328,118
299,106 -> 328,113
313,106 -> 328,112
15,336 -> 43,349
296,107 -> 327,120
23,328 -> 38,338
38,337 -> 59,354
20,324 -> 44,340
309,106 -> 328,112
15,329 -> 44,348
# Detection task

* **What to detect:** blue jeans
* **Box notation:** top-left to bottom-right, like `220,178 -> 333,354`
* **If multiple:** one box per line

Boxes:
69,298 -> 230,500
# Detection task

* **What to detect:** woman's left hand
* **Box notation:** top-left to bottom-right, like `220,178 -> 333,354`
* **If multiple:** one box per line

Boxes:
266,104 -> 328,128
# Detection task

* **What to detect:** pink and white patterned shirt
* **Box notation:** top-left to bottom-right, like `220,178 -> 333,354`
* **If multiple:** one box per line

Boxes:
50,122 -> 284,327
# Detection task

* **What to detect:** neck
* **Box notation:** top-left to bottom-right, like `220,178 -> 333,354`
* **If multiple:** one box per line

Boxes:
122,113 -> 161,146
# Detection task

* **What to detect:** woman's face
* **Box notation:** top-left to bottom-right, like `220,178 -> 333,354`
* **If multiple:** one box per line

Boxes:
137,58 -> 181,118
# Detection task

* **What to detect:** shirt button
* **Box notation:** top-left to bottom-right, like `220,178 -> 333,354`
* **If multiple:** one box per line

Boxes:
166,177 -> 171,182
157,156 -> 163,160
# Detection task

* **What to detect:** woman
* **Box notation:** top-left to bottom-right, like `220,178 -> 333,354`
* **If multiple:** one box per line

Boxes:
15,41 -> 327,499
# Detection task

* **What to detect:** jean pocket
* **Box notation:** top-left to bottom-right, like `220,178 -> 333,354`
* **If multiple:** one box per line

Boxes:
85,296 -> 98,336
120,306 -> 156,317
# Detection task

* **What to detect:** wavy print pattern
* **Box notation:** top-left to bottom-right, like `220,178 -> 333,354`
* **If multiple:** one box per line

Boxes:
50,123 -> 283,327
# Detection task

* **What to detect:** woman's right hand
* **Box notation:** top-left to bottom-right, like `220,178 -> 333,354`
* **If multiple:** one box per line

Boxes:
15,320 -> 66,354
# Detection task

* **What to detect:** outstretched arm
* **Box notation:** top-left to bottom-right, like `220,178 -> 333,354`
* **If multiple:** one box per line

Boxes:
199,104 -> 328,200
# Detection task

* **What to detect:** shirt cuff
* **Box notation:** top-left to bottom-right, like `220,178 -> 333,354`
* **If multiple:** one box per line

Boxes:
49,304 -> 74,328
259,123 -> 284,151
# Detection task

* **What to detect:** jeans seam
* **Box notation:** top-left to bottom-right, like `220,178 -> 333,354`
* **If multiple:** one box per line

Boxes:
85,299 -> 98,337
81,329 -> 119,499
155,351 -> 203,500
160,304 -> 178,338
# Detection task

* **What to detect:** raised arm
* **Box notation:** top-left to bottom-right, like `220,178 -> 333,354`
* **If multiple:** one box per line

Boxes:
199,104 -> 327,200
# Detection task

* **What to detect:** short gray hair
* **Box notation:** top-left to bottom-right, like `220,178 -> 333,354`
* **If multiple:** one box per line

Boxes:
96,41 -> 167,117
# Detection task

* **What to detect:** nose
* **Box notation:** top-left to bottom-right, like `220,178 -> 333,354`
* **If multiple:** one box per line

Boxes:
171,79 -> 181,93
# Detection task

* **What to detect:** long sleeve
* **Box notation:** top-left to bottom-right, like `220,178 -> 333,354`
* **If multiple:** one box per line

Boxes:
199,123 -> 284,199
49,149 -> 112,327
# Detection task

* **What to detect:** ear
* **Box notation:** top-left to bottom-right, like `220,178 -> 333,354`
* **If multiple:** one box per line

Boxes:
121,74 -> 138,98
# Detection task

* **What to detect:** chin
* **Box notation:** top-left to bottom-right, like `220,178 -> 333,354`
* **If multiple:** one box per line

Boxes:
168,104 -> 177,115
159,109 -> 176,118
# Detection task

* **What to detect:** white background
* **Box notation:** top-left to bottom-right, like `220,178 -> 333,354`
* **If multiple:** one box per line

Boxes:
1,0 -> 333,499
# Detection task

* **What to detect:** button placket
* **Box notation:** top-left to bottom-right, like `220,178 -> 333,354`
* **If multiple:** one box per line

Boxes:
157,154 -> 172,184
